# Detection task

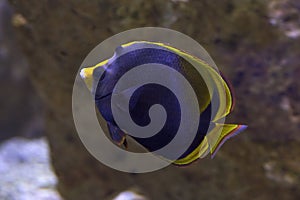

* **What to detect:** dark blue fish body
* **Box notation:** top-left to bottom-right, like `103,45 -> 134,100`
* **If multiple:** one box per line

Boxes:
81,41 -> 247,165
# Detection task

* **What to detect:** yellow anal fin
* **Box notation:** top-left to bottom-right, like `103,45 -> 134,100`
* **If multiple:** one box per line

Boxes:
210,124 -> 247,158
173,137 -> 210,166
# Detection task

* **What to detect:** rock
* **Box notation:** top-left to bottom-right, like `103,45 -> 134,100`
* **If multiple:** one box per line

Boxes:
112,191 -> 147,200
0,137 -> 62,200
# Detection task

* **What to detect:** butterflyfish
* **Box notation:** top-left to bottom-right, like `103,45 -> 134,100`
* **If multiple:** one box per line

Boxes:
80,41 -> 247,165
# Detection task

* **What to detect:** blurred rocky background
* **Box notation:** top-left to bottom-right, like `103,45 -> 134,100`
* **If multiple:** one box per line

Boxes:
0,0 -> 58,199
0,0 -> 44,141
0,0 -> 299,199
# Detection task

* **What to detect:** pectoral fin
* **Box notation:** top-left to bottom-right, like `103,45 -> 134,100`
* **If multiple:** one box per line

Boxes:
107,122 -> 127,146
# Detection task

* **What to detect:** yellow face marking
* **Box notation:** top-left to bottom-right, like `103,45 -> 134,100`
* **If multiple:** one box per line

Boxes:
80,59 -> 109,91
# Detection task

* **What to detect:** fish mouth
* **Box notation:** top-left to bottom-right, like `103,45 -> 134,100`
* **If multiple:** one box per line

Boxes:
79,68 -> 86,79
